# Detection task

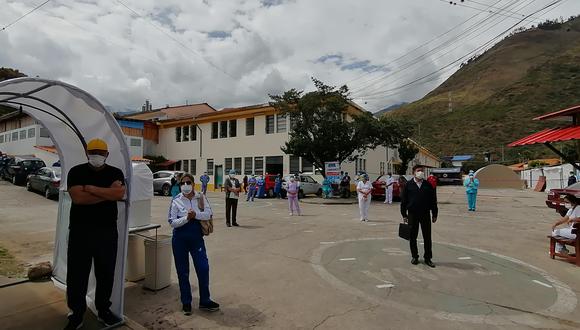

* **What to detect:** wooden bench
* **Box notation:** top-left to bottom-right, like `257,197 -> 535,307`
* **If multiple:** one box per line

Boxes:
548,222 -> 580,266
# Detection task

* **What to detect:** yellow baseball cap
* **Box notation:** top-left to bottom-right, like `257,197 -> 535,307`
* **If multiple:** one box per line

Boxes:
86,138 -> 108,151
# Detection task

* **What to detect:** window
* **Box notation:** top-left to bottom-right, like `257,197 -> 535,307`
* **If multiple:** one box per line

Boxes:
290,156 -> 300,174
175,160 -> 182,171
190,159 -> 196,175
220,121 -> 228,138
254,157 -> 264,175
182,126 -> 190,141
234,157 -> 242,174
225,158 -> 232,173
130,138 -> 142,147
246,118 -> 254,136
39,127 -> 50,138
191,125 -> 197,141
28,128 -> 35,138
244,157 -> 253,175
183,159 -> 189,173
207,159 -> 214,175
12,132 -> 18,141
229,120 -> 237,137
363,159 -> 366,171
0,135 -> 3,143
290,116 -> 298,130
20,130 -> 26,140
266,115 -> 275,134
302,158 -> 313,173
211,122 -> 218,139
175,127 -> 181,142
276,114 -> 287,133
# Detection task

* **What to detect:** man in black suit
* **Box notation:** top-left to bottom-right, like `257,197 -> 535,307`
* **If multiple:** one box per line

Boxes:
400,165 -> 438,268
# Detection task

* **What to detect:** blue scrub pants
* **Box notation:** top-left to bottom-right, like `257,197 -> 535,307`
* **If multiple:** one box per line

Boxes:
172,222 -> 211,305
467,192 -> 477,210
247,187 -> 256,201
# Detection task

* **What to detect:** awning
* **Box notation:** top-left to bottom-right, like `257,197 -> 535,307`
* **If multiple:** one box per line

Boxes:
157,159 -> 177,167
508,126 -> 580,147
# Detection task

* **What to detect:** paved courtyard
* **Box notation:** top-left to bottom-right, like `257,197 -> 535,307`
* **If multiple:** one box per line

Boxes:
1,180 -> 580,329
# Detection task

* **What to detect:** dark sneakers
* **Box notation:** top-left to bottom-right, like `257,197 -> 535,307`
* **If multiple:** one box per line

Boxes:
232,222 -> 239,227
63,314 -> 83,330
182,304 -> 192,315
199,301 -> 220,312
411,257 -> 419,265
97,309 -> 123,327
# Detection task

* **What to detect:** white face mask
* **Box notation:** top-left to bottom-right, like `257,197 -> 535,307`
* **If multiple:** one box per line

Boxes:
415,171 -> 424,180
88,154 -> 106,168
181,184 -> 193,194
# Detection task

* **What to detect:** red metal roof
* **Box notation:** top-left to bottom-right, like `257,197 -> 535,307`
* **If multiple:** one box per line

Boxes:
534,104 -> 580,121
508,125 -> 580,147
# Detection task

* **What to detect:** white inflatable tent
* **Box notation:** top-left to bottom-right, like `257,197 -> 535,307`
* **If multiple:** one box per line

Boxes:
0,78 -> 132,319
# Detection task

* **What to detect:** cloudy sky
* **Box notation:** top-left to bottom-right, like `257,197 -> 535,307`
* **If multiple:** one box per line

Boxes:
1,0 -> 578,113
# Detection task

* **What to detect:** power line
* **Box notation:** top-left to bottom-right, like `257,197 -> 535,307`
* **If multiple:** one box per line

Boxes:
354,0 -> 563,102
442,0 -> 543,23
1,0 -> 52,32
350,0 -> 528,96
113,0 -> 244,87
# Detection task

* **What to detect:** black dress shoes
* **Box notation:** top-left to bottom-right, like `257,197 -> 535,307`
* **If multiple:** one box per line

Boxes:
424,259 -> 436,268
411,257 -> 419,265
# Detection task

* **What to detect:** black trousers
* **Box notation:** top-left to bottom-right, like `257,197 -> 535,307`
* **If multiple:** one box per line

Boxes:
408,213 -> 432,260
67,227 -> 118,316
225,198 -> 238,224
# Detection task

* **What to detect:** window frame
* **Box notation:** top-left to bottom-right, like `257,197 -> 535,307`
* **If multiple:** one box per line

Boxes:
229,119 -> 237,137
211,122 -> 218,139
182,126 -> 190,142
276,114 -> 287,133
265,115 -> 275,134
220,121 -> 228,138
176,127 -> 182,142
207,159 -> 214,175
246,117 -> 255,136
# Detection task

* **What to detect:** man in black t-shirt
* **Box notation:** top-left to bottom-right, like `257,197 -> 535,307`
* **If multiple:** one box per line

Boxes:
64,139 -> 126,330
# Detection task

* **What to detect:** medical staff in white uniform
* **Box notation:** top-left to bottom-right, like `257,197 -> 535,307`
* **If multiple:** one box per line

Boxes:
551,194 -> 580,254
357,174 -> 373,222
384,172 -> 395,204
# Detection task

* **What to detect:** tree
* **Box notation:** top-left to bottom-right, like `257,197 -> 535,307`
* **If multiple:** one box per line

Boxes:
0,67 -> 26,82
397,140 -> 419,175
270,78 -> 408,177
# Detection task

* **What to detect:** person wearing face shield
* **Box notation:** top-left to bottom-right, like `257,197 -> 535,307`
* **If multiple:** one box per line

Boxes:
464,170 -> 480,211
64,139 -> 126,329
224,169 -> 241,227
400,165 -> 438,268
168,173 -> 220,315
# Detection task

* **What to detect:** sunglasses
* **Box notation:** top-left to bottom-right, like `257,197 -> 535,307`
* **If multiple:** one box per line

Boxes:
180,181 -> 193,185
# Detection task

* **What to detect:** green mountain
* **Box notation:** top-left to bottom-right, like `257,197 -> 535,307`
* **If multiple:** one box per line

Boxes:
390,17 -> 580,162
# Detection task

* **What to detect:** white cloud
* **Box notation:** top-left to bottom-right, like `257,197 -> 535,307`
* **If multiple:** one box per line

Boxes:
0,0 -> 578,112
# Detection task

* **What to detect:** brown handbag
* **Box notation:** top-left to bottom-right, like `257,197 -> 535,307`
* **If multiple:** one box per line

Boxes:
198,193 -> 214,236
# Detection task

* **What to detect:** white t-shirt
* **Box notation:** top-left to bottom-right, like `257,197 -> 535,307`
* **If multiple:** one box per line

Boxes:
357,181 -> 373,198
566,206 -> 580,227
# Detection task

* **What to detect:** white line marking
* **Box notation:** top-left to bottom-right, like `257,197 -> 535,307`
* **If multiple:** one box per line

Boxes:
376,284 -> 395,289
320,242 -> 336,244
532,280 -> 553,288
303,230 -> 314,233
339,258 -> 356,261
367,223 -> 378,226
458,257 -> 472,260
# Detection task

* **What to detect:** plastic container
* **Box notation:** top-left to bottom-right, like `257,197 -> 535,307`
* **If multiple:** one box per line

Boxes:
143,235 -> 172,290
125,234 -> 146,281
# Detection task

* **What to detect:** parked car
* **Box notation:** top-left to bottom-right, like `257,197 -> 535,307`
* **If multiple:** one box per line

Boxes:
153,170 -> 183,196
546,182 -> 580,216
4,156 -> 46,185
26,167 -> 61,199
371,175 -> 402,201
281,174 -> 322,198
431,168 -> 463,185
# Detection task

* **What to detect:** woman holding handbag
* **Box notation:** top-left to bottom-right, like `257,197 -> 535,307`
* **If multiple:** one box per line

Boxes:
168,173 -> 220,315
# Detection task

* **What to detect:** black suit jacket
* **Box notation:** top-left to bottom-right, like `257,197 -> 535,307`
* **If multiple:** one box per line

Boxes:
400,179 -> 438,219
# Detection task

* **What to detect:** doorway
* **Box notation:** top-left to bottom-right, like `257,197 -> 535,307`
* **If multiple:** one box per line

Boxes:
265,156 -> 284,176
214,165 -> 223,189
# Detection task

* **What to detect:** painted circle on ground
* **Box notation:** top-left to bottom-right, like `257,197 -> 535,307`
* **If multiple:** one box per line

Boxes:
311,238 -> 577,326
